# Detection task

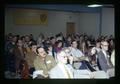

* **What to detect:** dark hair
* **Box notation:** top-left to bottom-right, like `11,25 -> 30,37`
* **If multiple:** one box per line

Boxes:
45,43 -> 53,52
50,37 -> 54,40
71,40 -> 77,44
29,42 -> 37,48
16,38 -> 22,43
56,40 -> 63,47
36,46 -> 44,54
55,34 -> 61,38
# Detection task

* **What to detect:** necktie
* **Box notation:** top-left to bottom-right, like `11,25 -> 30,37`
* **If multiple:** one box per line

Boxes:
64,65 -> 71,79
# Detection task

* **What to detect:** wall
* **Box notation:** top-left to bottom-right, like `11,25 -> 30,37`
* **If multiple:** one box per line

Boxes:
101,8 -> 114,37
78,13 -> 100,39
5,8 -> 79,39
5,7 -> 114,40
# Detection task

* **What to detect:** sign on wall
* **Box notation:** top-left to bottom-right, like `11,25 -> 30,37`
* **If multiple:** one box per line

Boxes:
13,9 -> 48,25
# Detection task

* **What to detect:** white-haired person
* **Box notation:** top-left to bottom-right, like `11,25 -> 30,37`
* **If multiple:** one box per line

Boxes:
48,48 -> 109,79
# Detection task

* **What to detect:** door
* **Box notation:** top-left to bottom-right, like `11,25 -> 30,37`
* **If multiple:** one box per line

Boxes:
66,22 -> 76,36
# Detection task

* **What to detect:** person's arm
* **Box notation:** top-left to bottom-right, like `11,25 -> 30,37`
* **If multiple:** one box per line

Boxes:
111,50 -> 115,66
33,58 -> 41,70
73,56 -> 86,62
33,59 -> 48,78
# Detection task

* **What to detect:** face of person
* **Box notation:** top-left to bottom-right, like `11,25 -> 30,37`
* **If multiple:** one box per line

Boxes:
17,40 -> 23,47
96,42 -> 100,48
32,45 -> 37,53
25,36 -> 30,42
38,48 -> 47,58
67,37 -> 71,42
48,46 -> 52,51
110,40 -> 114,46
51,38 -> 55,44
101,41 -> 109,51
12,36 -> 17,42
57,51 -> 68,64
91,47 -> 96,55
61,55 -> 68,64
72,41 -> 78,48
58,42 -> 62,47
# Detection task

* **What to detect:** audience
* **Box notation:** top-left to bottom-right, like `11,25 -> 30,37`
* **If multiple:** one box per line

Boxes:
5,32 -> 115,79
49,48 -> 109,79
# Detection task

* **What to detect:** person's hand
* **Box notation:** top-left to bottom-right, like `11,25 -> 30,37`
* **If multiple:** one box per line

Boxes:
85,57 -> 89,61
77,56 -> 85,61
68,56 -> 73,64
73,57 -> 79,61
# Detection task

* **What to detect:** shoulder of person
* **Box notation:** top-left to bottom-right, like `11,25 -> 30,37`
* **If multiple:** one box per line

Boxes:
49,64 -> 59,72
34,56 -> 39,62
47,55 -> 54,59
97,50 -> 103,55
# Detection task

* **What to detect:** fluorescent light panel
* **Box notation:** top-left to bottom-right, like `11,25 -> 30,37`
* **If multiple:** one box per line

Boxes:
88,4 -> 103,7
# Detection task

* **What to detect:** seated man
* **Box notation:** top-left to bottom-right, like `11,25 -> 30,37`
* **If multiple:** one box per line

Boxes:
33,46 -> 57,78
97,40 -> 115,77
69,40 -> 96,71
49,49 -> 109,79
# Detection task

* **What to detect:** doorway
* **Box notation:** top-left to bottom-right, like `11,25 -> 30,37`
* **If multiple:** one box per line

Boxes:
66,22 -> 76,36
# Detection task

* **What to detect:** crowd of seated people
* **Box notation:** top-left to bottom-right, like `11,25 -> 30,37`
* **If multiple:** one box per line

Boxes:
5,32 -> 115,79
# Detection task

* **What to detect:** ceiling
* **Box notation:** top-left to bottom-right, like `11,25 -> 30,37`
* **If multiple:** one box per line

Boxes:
6,4 -> 114,13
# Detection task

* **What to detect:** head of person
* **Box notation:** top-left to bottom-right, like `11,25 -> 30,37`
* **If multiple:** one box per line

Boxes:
71,40 -> 78,48
36,47 -> 47,58
81,40 -> 88,48
17,39 -> 23,47
30,43 -> 37,53
57,50 -> 68,64
21,36 -> 25,42
29,34 -> 33,40
25,35 -> 30,42
67,36 -> 72,42
12,35 -> 18,43
101,40 -> 109,51
63,47 -> 73,57
109,39 -> 114,46
90,47 -> 97,55
50,37 -> 56,45
56,40 -> 63,48
96,40 -> 101,48
7,35 -> 13,42
46,43 -> 53,52
87,40 -> 91,46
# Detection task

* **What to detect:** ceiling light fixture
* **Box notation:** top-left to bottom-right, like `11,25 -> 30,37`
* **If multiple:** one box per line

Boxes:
88,4 -> 103,7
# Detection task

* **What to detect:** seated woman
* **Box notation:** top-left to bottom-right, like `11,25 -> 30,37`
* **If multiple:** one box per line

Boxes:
55,40 -> 63,53
49,48 -> 109,79
46,43 -> 57,61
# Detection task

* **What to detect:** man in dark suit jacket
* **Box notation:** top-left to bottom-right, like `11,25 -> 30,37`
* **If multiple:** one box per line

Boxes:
97,40 -> 113,71
97,40 -> 114,77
